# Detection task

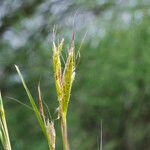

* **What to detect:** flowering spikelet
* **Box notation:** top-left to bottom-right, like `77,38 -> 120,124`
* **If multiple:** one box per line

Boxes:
53,39 -> 64,102
46,120 -> 56,150
62,48 -> 75,115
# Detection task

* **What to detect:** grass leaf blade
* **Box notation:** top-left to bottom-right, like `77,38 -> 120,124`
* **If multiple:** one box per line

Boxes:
15,65 -> 48,142
0,92 -> 11,150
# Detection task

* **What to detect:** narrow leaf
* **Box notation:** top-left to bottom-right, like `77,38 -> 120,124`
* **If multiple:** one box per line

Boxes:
15,65 -> 48,143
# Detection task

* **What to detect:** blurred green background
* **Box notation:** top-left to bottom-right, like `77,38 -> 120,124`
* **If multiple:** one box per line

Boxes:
0,0 -> 150,150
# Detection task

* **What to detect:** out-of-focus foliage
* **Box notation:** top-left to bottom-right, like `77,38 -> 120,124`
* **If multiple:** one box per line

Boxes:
0,0 -> 150,150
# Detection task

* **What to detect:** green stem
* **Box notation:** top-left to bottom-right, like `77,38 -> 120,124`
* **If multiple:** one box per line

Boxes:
61,116 -> 69,150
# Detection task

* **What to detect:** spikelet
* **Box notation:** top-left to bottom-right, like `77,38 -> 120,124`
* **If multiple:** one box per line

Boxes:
53,40 -> 64,103
62,48 -> 75,115
46,120 -> 56,150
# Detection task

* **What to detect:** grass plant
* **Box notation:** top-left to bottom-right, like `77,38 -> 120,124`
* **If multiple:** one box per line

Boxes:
14,36 -> 75,150
0,34 -> 77,150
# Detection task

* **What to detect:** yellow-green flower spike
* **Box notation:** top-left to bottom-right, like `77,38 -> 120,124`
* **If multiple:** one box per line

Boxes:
52,37 -> 76,150
62,47 -> 75,115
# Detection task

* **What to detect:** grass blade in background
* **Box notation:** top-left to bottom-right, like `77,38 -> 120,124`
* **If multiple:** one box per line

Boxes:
0,92 -> 11,150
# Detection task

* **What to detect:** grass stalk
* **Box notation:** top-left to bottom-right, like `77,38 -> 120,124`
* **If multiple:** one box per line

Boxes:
61,115 -> 69,150
52,36 -> 75,150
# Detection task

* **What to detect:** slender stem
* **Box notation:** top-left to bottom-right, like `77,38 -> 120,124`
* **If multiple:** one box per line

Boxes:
61,116 -> 69,150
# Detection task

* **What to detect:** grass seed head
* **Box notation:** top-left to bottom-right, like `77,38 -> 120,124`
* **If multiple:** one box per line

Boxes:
53,38 -> 75,117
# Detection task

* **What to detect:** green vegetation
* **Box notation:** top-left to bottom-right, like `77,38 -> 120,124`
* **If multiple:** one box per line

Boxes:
0,0 -> 150,150
1,37 -> 76,150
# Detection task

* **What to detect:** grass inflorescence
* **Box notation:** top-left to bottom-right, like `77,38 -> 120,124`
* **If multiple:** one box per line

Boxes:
0,33 -> 77,150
